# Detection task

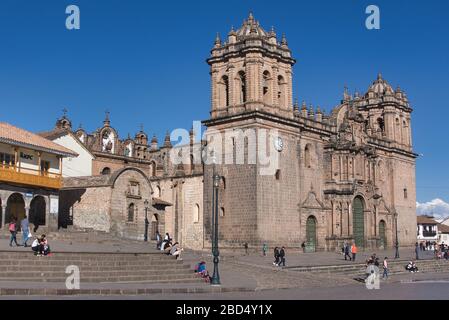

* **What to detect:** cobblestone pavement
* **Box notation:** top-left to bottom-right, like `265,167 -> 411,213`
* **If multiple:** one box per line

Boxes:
182,247 -> 436,291
5,273 -> 449,300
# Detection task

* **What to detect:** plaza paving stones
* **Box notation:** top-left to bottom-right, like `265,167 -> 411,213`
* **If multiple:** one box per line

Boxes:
1,231 -> 448,297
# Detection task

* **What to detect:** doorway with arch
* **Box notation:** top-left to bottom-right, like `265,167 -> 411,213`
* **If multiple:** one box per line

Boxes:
29,196 -> 46,232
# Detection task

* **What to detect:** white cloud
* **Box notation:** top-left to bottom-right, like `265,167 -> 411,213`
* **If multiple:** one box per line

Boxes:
416,199 -> 449,221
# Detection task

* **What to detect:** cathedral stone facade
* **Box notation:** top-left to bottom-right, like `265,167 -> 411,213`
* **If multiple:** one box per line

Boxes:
55,13 -> 417,251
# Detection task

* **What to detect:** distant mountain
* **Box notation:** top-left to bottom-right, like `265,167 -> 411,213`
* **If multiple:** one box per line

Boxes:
416,199 -> 449,222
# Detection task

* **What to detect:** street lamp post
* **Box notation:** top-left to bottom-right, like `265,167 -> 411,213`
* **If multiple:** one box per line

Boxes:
144,199 -> 149,242
210,153 -> 221,285
394,211 -> 400,259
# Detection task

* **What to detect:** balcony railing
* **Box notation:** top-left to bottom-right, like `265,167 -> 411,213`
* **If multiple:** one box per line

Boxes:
422,231 -> 437,238
0,164 -> 62,189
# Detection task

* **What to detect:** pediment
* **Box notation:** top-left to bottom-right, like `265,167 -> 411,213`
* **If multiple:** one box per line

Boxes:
302,191 -> 325,209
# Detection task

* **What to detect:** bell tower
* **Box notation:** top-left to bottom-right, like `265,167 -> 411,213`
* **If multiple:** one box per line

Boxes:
207,13 -> 296,119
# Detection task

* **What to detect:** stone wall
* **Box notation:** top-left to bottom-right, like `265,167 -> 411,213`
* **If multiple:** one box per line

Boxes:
61,186 -> 111,232
110,168 -> 153,240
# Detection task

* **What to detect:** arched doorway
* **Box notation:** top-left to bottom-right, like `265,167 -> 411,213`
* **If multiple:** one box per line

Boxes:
306,216 -> 317,253
29,196 -> 46,232
6,193 -> 25,226
379,220 -> 387,248
352,196 -> 365,248
151,214 -> 159,240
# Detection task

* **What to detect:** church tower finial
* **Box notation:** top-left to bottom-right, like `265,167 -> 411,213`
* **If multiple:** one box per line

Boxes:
104,109 -> 110,127
214,33 -> 221,48
55,107 -> 72,130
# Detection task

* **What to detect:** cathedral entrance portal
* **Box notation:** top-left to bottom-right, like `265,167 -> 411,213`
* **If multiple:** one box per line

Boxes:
306,216 -> 317,252
352,196 -> 365,248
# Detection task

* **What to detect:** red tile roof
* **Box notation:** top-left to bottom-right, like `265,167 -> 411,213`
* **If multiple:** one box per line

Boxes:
417,216 -> 438,225
438,224 -> 449,234
0,122 -> 78,157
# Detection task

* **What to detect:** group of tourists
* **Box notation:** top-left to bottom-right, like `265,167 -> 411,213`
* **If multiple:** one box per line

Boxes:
273,247 -> 286,267
365,253 -> 389,279
416,241 -> 449,260
8,217 -> 32,247
342,241 -> 358,261
9,217 -> 51,256
31,235 -> 51,256
156,231 -> 183,260
418,241 -> 437,252
434,243 -> 449,260
406,261 -> 419,273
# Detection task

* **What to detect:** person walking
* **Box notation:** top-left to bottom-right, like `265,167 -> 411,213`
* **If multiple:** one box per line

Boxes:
155,231 -> 161,250
244,242 -> 249,256
351,242 -> 358,262
415,242 -> 420,260
344,242 -> 352,261
262,243 -> 268,257
273,247 -> 280,266
9,218 -> 20,247
279,247 -> 286,267
382,257 -> 389,279
21,217 -> 30,247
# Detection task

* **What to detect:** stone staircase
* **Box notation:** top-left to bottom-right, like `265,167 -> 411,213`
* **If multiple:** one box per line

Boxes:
286,259 -> 449,281
0,227 -> 144,244
0,251 -> 200,284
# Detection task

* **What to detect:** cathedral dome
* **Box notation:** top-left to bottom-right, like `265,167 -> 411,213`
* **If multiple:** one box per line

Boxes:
366,73 -> 394,97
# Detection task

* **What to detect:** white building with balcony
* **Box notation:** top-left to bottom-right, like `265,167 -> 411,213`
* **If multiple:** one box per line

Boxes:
417,216 -> 439,242
0,122 -> 77,232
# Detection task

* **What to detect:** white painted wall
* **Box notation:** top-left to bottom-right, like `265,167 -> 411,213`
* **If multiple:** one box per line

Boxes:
53,134 -> 93,177
438,233 -> 449,244
0,143 -> 60,173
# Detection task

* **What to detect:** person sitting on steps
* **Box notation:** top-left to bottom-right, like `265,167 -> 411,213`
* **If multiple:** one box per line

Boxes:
31,237 -> 40,256
170,242 -> 184,260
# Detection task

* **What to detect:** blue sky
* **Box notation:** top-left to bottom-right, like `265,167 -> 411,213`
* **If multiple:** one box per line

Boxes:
0,0 -> 448,203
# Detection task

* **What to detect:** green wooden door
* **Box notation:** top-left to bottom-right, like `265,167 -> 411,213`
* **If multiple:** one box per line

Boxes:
379,220 -> 387,248
306,216 -> 317,252
353,197 -> 365,248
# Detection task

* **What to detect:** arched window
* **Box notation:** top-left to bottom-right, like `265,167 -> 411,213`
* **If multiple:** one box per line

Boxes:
193,204 -> 200,223
277,75 -> 286,107
127,203 -> 135,222
238,71 -> 246,104
220,177 -> 226,190
150,161 -> 157,177
304,144 -> 312,168
155,186 -> 161,198
262,70 -> 272,104
220,207 -> 225,217
218,75 -> 229,107
377,117 -> 385,133
101,167 -> 111,175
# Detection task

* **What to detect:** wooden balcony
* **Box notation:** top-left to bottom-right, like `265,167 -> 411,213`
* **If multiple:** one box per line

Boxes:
0,165 -> 62,189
